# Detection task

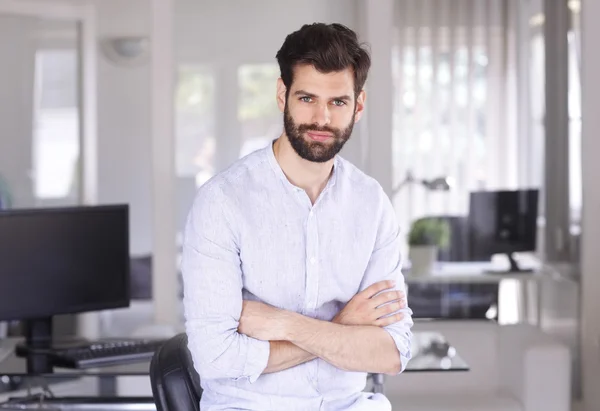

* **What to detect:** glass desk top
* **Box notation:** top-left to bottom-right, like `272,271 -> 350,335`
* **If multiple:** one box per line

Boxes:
404,331 -> 469,372
0,331 -> 468,378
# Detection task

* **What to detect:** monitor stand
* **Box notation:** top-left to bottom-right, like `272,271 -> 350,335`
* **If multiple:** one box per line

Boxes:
15,317 -> 93,373
14,317 -> 55,374
484,252 -> 534,274
14,317 -> 89,374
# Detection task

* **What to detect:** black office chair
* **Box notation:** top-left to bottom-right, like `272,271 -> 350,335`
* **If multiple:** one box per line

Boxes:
149,334 -> 384,409
150,333 -> 202,411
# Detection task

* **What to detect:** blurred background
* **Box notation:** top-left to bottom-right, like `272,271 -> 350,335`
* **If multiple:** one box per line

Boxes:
0,0 -> 597,410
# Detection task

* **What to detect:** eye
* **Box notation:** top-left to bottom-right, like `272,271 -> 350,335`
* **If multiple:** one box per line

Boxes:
300,96 -> 312,103
332,100 -> 347,107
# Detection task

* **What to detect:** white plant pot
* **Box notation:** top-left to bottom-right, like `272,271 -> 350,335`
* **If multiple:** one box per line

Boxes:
408,245 -> 438,277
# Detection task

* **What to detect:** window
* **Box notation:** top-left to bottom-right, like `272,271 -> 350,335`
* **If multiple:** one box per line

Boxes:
175,66 -> 216,187
33,49 -> 79,202
392,26 -> 509,227
568,11 -> 582,223
237,64 -> 281,158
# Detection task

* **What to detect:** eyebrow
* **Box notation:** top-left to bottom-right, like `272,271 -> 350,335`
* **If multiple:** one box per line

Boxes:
294,90 -> 352,101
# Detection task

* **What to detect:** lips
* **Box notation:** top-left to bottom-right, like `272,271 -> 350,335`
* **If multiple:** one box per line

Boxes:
306,131 -> 333,142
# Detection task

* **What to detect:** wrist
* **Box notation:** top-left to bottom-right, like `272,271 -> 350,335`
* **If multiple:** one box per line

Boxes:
277,310 -> 308,341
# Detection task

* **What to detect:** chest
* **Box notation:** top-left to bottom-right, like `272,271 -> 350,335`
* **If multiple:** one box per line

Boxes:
237,194 -> 377,313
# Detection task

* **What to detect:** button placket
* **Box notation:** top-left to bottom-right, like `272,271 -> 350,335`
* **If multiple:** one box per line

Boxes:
305,207 -> 319,314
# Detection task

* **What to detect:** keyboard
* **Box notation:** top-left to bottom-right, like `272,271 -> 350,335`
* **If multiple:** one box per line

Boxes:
48,339 -> 167,369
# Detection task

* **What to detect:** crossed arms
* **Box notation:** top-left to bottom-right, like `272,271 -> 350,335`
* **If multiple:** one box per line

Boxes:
181,188 -> 413,382
239,280 -> 408,376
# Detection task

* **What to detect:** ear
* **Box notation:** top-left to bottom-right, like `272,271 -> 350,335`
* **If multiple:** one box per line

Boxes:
353,89 -> 366,123
276,78 -> 287,112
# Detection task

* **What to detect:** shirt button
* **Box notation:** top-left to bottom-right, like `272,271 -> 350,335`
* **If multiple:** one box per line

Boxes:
309,211 -> 314,218
309,257 -> 316,264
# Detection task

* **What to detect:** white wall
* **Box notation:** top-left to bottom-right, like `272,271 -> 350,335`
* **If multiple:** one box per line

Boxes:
175,0 -> 357,64
93,0 -> 152,255
0,16 -> 37,208
174,0 -> 364,168
580,0 -> 600,408
90,0 -> 363,255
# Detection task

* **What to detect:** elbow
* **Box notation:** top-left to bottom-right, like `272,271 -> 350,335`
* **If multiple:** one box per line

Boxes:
192,349 -> 233,380
193,346 -> 249,381
188,331 -> 246,381
383,353 -> 403,376
195,360 -> 241,381
187,328 -> 269,382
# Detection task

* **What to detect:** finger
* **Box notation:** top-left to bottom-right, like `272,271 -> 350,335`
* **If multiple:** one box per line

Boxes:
360,280 -> 396,299
375,301 -> 406,317
374,313 -> 404,327
371,290 -> 404,307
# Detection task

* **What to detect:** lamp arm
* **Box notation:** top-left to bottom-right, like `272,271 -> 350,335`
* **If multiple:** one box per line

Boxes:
392,170 -> 416,197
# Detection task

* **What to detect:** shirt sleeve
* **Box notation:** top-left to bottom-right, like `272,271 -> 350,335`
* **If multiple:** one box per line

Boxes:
358,187 -> 414,373
181,184 -> 270,382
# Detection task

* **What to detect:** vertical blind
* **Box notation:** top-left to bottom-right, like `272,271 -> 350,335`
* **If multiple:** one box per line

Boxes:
391,0 -> 519,231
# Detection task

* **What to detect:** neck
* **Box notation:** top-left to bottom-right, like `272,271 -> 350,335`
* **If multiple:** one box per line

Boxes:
273,134 -> 335,203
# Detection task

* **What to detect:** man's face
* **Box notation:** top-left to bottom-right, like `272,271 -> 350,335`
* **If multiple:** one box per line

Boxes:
277,64 -> 366,163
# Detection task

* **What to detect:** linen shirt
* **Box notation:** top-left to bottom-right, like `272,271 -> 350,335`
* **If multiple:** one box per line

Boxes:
181,142 -> 413,411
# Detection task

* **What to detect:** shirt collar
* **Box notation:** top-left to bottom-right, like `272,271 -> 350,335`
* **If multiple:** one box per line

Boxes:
266,139 -> 339,191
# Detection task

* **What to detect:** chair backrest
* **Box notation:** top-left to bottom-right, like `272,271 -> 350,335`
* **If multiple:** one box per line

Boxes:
150,333 -> 202,411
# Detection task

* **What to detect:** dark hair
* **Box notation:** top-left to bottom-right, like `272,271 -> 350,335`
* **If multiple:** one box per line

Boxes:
275,23 -> 371,98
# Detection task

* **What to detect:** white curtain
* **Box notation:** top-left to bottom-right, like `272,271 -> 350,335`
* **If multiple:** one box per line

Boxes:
391,0 -> 519,230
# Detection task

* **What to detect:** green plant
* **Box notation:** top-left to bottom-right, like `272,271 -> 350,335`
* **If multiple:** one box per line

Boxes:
408,217 -> 450,249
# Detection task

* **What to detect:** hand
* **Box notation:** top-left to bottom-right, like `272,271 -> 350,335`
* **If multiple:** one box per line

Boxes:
333,280 -> 406,327
238,300 -> 291,341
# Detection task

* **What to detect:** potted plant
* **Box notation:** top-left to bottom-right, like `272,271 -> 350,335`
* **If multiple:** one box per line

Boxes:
407,217 -> 450,277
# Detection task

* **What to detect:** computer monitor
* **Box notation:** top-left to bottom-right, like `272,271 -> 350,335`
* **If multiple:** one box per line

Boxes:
0,205 -> 130,371
468,189 -> 539,272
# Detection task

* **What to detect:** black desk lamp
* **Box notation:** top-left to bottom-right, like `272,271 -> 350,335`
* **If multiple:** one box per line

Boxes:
392,170 -> 453,196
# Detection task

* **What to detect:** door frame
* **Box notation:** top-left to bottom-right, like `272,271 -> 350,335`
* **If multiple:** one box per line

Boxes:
0,0 -> 99,339
0,0 -> 98,206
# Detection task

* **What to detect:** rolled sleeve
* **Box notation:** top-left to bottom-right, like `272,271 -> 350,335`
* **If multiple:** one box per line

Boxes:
384,318 -> 413,373
181,184 -> 270,382
242,337 -> 271,383
359,187 -> 414,374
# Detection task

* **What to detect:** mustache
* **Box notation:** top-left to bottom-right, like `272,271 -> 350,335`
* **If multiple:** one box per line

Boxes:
296,123 -> 339,135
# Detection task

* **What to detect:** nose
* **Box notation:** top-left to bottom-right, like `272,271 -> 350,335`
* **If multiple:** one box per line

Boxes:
311,102 -> 331,126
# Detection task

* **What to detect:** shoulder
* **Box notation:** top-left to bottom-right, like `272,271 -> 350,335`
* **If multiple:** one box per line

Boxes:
195,147 -> 269,202
336,156 -> 389,206
188,147 -> 270,222
336,156 -> 398,231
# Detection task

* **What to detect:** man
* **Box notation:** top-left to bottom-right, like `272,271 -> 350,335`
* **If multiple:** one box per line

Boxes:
181,22 -> 413,411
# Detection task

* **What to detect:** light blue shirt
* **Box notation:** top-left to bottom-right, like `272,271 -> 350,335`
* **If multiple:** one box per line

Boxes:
181,142 -> 413,411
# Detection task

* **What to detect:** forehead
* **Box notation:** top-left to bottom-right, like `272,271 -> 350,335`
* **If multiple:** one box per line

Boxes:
290,64 -> 354,97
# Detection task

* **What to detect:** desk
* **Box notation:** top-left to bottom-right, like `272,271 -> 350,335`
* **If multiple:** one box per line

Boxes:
0,331 -> 468,407
405,261 -> 544,283
404,261 -> 556,325
370,330 -> 468,393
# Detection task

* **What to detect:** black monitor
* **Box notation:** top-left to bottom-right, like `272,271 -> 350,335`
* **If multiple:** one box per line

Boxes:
468,189 -> 539,272
0,205 -> 130,371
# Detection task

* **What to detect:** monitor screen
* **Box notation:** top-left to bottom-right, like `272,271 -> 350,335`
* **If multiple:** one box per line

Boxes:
468,189 -> 539,261
0,205 -> 130,322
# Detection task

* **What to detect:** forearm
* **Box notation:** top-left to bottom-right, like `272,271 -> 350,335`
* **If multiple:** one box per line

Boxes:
283,313 -> 401,375
262,341 -> 316,374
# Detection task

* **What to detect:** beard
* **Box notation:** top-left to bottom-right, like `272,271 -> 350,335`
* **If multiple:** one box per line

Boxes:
283,103 -> 355,163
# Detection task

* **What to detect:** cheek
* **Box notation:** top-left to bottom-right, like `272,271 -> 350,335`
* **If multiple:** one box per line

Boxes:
289,104 -> 314,123
332,109 -> 355,127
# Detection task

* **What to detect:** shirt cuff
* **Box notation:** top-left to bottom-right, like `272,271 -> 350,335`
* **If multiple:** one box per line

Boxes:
384,327 -> 412,374
242,337 -> 270,383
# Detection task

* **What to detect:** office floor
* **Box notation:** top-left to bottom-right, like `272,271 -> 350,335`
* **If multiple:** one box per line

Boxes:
1,380 -> 585,411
